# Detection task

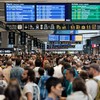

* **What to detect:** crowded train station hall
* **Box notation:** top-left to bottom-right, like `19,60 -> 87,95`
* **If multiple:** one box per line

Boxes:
0,0 -> 100,100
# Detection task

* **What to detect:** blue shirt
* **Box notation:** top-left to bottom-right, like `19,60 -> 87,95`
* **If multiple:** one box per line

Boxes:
10,66 -> 24,87
45,97 -> 59,100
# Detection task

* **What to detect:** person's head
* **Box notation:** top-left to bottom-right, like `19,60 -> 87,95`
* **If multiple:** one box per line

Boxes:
43,60 -> 50,67
38,67 -> 44,76
79,71 -> 88,81
35,58 -> 42,67
28,60 -> 34,66
88,63 -> 100,77
22,67 -> 35,83
4,84 -> 21,100
73,77 -> 87,95
32,55 -> 36,60
7,60 -> 12,66
9,79 -> 19,87
15,59 -> 21,66
66,68 -> 75,81
46,77 -> 63,97
47,67 -> 54,77
44,63 -> 51,70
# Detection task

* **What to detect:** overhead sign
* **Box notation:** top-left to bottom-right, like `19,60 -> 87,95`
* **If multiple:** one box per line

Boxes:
72,3 -> 100,22
6,23 -> 100,30
36,4 -> 65,21
48,35 -> 59,41
5,3 -> 35,22
5,3 -> 100,22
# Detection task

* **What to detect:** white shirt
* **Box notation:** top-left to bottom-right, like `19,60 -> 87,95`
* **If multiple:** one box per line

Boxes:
86,79 -> 98,100
53,64 -> 63,78
23,82 -> 40,100
94,75 -> 100,81
0,80 -> 7,88
67,91 -> 93,100
0,95 -> 5,100
33,67 -> 40,78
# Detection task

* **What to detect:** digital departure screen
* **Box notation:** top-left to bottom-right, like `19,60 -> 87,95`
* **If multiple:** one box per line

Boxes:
5,3 -> 35,22
48,35 -> 59,41
60,35 -> 70,41
36,4 -> 65,21
72,3 -> 100,21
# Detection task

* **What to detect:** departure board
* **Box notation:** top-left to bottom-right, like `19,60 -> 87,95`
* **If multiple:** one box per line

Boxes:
36,4 -> 65,21
72,3 -> 100,21
5,3 -> 35,22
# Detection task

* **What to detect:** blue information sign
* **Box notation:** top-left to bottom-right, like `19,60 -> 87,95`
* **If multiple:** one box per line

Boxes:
36,4 -> 65,21
5,3 -> 35,22
48,35 -> 59,41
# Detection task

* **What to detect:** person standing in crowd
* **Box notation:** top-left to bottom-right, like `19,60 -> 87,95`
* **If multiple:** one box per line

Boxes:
80,70 -> 98,100
38,67 -> 54,100
0,71 -> 7,89
87,63 -> 100,100
10,58 -> 24,88
67,77 -> 93,100
33,58 -> 42,79
65,68 -> 75,96
53,59 -> 64,78
45,77 -> 63,100
22,67 -> 40,100
4,82 -> 22,100
3,60 -> 12,83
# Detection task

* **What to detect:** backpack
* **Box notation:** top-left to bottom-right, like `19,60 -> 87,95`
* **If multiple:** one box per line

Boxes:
93,79 -> 100,100
38,75 -> 49,100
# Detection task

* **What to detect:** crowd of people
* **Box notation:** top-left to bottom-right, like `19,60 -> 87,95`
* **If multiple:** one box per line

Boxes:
0,53 -> 100,100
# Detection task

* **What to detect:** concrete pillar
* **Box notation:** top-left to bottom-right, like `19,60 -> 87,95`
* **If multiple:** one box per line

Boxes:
1,31 -> 8,48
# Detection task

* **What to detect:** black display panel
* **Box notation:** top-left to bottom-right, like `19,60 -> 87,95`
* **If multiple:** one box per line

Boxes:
5,3 -> 35,22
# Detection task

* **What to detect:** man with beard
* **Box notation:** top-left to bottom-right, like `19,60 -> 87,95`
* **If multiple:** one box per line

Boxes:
22,67 -> 40,100
85,63 -> 100,100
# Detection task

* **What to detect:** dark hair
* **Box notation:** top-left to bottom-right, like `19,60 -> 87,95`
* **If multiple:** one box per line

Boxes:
46,77 -> 61,93
7,60 -> 12,66
47,67 -> 54,77
67,68 -> 75,77
25,68 -> 36,82
16,59 -> 21,66
89,63 -> 100,72
4,84 -> 21,100
73,78 -> 88,95
35,58 -> 42,67
79,71 -> 88,81
38,67 -> 44,76
0,86 -> 4,94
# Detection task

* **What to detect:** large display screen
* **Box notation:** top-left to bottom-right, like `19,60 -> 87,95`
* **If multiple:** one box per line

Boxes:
48,35 -> 59,41
5,3 -> 100,22
72,3 -> 100,21
36,4 -> 65,21
60,35 -> 70,41
5,3 -> 35,22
